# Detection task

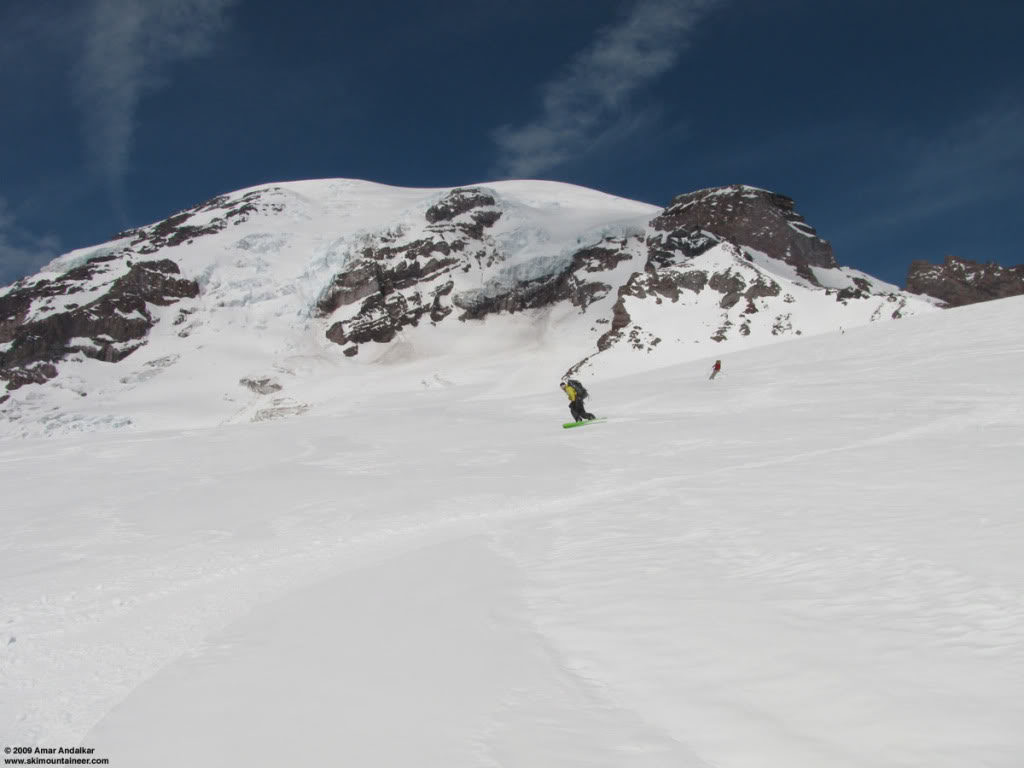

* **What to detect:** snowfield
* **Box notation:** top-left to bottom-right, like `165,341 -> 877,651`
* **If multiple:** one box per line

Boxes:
2,296 -> 1023,767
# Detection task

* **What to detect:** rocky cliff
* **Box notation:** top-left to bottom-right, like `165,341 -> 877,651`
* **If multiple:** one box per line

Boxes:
906,255 -> 1024,307
314,187 -> 644,358
649,185 -> 837,282
0,257 -> 198,397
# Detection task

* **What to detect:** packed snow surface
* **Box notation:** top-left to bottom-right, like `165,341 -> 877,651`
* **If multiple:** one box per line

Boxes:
2,296 -> 1023,767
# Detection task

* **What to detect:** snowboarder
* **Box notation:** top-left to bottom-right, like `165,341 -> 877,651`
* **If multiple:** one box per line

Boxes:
560,379 -> 595,422
709,360 -> 722,380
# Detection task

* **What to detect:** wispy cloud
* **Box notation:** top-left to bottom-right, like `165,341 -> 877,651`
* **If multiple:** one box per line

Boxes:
0,200 -> 61,286
74,0 -> 238,191
492,0 -> 724,178
898,105 -> 1024,219
856,103 -> 1024,233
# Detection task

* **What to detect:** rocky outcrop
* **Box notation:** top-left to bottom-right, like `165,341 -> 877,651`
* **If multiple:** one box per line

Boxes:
113,188 -> 285,253
833,276 -> 873,303
587,186 -> 835,356
319,189 -> 506,355
455,237 -> 641,320
649,185 -> 836,283
454,272 -> 575,319
906,255 -> 1024,307
317,190 -> 644,355
240,377 -> 282,395
422,188 -> 504,239
0,258 -> 198,391
424,188 -> 496,224
596,235 -> 800,353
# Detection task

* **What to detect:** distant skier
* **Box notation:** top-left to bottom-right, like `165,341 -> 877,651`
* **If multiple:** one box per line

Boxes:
709,360 -> 722,380
560,379 -> 595,422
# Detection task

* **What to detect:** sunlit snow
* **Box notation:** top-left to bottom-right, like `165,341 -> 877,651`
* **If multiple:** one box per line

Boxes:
2,295 -> 1022,767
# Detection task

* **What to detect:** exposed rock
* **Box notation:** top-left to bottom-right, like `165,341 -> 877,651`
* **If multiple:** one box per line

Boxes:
240,377 -> 282,395
0,293 -> 31,343
650,185 -> 836,283
744,276 -> 781,300
457,210 -> 503,240
1,259 -> 198,391
719,292 -> 743,310
712,316 -> 732,342
317,260 -> 382,315
679,271 -> 710,293
320,190 -> 506,347
456,238 -> 640,319
645,270 -> 705,303
325,267 -> 458,347
625,326 -> 660,351
772,313 -> 794,335
597,282 -> 637,352
571,246 -> 633,273
646,229 -> 720,266
325,321 -> 348,346
906,255 -> 1024,307
341,293 -> 410,344
424,188 -> 497,223
454,271 -> 575,320
569,281 -> 612,310
319,202 -> 641,346
430,280 -> 455,322
709,269 -> 746,296
3,363 -> 58,390
116,189 -> 283,252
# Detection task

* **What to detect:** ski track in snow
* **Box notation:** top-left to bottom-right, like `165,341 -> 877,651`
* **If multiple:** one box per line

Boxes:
1,298 -> 1023,767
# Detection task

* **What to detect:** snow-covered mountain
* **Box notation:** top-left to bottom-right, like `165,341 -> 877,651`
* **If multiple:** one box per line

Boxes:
0,179 -> 938,437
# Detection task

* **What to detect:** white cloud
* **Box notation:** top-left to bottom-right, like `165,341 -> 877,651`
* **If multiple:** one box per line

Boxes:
492,0 -> 723,177
0,199 -> 61,285
74,0 -> 237,190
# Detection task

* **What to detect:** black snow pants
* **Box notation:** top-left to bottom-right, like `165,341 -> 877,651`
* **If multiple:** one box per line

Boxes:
569,398 -> 594,422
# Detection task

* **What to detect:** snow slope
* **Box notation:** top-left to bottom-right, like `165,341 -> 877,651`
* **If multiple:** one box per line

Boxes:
2,296 -> 1022,767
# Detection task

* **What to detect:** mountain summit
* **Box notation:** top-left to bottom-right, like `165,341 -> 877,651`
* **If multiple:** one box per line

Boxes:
0,179 -> 936,437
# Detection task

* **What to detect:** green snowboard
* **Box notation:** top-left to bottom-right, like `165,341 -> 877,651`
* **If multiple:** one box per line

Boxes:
562,418 -> 607,429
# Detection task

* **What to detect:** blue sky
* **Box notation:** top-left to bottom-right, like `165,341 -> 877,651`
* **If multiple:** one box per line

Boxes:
2,0 -> 1022,286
